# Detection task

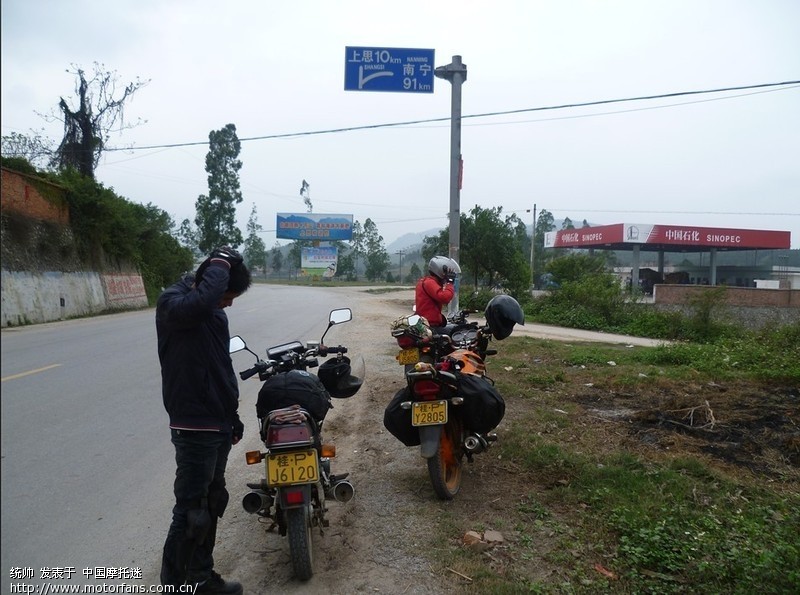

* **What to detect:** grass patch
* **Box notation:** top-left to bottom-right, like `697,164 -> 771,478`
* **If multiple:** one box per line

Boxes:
424,335 -> 800,593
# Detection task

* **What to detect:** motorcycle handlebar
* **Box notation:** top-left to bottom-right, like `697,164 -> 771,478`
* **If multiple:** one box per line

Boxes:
446,309 -> 479,323
318,345 -> 348,357
240,367 -> 259,381
433,324 -> 491,344
239,360 -> 269,380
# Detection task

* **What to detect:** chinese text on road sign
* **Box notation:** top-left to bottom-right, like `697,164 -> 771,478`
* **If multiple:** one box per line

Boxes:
344,46 -> 435,93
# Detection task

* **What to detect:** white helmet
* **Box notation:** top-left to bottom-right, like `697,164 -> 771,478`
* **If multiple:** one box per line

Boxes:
428,256 -> 461,279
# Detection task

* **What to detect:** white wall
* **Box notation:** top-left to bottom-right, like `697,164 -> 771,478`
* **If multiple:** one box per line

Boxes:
1,271 -> 147,327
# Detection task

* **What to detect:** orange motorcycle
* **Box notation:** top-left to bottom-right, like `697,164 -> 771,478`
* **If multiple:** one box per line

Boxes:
385,295 -> 524,499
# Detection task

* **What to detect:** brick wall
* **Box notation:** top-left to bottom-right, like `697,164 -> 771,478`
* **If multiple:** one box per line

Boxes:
654,285 -> 799,308
1,167 -> 69,225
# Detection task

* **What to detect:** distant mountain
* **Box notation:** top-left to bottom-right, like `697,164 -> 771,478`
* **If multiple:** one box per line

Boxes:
386,228 -> 441,253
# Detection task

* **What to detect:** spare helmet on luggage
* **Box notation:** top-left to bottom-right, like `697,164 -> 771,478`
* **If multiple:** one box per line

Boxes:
484,294 -> 525,340
317,355 -> 365,399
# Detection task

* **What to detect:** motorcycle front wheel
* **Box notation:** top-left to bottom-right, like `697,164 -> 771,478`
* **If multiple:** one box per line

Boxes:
286,506 -> 314,580
427,416 -> 464,500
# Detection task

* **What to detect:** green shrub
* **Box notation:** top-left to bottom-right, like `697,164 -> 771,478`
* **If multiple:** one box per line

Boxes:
527,272 -> 629,330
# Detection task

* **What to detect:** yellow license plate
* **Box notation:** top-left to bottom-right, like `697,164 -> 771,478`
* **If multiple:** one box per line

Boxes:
397,347 -> 420,365
412,400 -> 448,426
265,450 -> 319,486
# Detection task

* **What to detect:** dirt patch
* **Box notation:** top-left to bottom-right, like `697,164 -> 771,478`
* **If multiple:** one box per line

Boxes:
219,288 -> 460,594
578,383 -> 800,479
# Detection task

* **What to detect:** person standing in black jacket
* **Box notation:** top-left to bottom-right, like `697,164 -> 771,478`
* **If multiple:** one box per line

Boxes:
157,247 -> 251,595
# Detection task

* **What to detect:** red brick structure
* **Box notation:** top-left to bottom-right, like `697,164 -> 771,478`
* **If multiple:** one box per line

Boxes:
1,167 -> 149,326
654,285 -> 799,308
1,167 -> 69,225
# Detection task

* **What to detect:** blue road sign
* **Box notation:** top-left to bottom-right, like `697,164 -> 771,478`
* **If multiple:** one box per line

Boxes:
344,46 -> 435,93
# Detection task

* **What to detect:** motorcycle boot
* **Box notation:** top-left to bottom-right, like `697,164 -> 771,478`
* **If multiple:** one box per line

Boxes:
193,571 -> 243,595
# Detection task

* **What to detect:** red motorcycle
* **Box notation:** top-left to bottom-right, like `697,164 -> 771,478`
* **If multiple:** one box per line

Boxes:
230,308 -> 365,580
385,295 -> 524,499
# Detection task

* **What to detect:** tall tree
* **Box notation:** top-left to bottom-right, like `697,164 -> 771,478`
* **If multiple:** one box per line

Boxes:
348,220 -> 365,281
177,218 -> 201,257
270,243 -> 284,276
407,261 -> 422,283
460,205 -> 528,292
243,204 -> 267,273
288,240 -> 312,271
422,232 -> 448,262
362,218 -> 389,281
194,123 -> 244,252
422,206 -> 529,295
337,251 -> 357,281
47,63 -> 148,178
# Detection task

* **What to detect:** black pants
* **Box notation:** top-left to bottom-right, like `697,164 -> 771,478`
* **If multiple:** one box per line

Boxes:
160,429 -> 231,586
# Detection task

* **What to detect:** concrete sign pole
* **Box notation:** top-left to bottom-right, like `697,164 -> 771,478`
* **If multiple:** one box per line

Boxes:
435,55 -> 467,315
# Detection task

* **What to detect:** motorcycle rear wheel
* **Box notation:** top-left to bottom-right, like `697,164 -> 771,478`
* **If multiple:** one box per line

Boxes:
427,416 -> 464,500
286,506 -> 314,580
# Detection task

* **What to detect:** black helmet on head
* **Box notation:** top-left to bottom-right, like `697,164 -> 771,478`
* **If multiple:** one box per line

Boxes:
317,355 -> 365,399
484,294 -> 525,340
428,256 -> 461,280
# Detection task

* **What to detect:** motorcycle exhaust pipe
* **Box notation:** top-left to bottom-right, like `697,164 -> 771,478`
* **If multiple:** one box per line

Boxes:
464,434 -> 487,454
242,490 -> 270,514
331,479 -> 355,503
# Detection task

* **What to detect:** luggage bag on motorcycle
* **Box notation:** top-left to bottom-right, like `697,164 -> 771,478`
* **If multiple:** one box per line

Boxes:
458,373 -> 505,433
256,369 -> 333,422
383,387 -> 421,446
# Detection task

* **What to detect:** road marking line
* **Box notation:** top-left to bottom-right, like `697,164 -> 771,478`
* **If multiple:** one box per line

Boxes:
1,364 -> 62,382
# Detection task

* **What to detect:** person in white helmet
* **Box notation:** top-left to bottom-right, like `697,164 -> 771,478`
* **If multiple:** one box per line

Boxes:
414,255 -> 460,327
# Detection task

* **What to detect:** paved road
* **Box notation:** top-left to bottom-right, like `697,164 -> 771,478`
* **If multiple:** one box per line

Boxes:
511,321 -> 668,347
0,285 -> 361,590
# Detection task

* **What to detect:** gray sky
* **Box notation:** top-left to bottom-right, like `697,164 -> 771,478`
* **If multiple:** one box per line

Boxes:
2,0 -> 799,248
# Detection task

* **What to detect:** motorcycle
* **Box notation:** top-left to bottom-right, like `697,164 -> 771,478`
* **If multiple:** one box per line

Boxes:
229,308 -> 365,580
386,295 -> 524,500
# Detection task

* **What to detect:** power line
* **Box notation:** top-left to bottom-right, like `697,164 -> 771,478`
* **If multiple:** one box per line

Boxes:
105,80 -> 800,152
511,208 -> 800,217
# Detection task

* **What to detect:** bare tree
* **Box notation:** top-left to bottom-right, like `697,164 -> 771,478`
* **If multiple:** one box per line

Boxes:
300,179 -> 312,212
0,131 -> 54,170
44,63 -> 149,178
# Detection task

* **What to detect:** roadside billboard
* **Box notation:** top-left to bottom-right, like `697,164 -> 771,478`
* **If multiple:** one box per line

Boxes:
276,213 -> 353,241
301,246 -> 338,278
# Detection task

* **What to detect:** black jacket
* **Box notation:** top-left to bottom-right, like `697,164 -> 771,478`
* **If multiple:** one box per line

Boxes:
156,263 -> 239,433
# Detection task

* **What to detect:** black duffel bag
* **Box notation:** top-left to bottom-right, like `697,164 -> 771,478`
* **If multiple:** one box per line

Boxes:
383,387 -> 421,446
458,373 -> 505,433
256,369 -> 333,421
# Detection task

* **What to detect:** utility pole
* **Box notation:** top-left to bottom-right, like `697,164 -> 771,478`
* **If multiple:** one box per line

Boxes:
395,250 -> 405,283
528,203 -> 537,288
435,55 -> 467,314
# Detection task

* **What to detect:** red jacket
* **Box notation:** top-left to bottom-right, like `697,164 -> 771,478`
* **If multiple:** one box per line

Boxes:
415,275 -> 455,327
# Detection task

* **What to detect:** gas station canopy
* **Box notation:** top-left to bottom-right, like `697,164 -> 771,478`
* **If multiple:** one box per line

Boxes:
545,223 -> 790,253
544,223 -> 791,288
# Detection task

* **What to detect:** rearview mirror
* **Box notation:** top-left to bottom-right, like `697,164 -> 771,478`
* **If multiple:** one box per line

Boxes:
229,335 -> 246,354
329,308 -> 352,325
